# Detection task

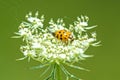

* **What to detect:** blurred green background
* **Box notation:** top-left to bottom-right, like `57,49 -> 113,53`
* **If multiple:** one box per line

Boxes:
0,0 -> 120,80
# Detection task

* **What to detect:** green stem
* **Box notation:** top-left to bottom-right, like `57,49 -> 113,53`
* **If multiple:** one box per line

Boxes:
56,64 -> 61,80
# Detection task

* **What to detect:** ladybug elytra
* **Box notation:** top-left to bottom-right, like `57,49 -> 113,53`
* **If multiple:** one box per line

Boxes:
54,30 -> 74,42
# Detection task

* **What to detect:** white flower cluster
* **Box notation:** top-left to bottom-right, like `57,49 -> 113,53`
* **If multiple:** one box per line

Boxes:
14,12 -> 100,64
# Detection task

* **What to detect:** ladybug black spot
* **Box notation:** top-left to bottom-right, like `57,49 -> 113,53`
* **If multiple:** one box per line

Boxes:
56,35 -> 58,38
60,38 -> 62,40
60,34 -> 62,37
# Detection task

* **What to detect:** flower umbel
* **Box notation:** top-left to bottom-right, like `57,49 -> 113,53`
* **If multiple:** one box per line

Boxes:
14,12 -> 100,80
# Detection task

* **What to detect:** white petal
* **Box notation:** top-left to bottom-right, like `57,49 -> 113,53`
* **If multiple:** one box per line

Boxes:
59,54 -> 66,59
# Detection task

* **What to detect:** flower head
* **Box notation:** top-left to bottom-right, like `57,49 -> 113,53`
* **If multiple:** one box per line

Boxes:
14,12 -> 100,80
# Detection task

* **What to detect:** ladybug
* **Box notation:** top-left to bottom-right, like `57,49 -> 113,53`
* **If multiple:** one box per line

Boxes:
54,30 -> 74,42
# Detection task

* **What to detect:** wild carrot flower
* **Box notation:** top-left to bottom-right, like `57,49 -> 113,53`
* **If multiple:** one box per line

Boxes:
13,11 -> 100,80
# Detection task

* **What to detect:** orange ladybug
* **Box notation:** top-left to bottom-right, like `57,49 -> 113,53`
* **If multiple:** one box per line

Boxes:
54,30 -> 74,42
